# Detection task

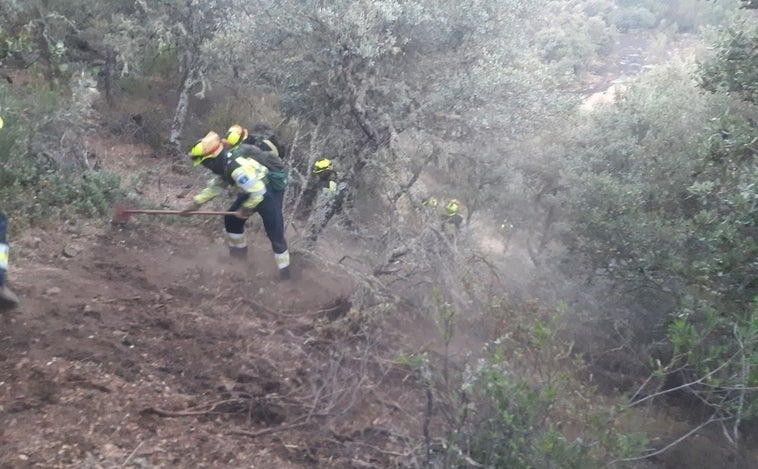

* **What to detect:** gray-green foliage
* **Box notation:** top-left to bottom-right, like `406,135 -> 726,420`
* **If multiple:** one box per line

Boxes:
462,362 -> 595,468
666,299 -> 758,430
699,20 -> 758,103
660,18 -> 758,423
435,300 -> 647,467
608,0 -> 739,32
558,60 -> 757,308
0,66 -> 121,228
549,20 -> 758,434
220,0 -> 557,181
533,10 -> 617,79
560,64 -> 712,284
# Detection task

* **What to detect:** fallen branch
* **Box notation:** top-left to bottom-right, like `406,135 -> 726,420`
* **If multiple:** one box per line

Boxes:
227,413 -> 329,439
141,398 -> 246,417
328,438 -> 409,457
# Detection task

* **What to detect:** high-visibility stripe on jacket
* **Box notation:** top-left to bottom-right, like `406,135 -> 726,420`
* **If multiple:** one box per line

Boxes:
0,243 -> 8,271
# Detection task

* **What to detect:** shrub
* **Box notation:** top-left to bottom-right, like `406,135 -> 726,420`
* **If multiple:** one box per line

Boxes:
0,78 -> 123,230
609,7 -> 658,31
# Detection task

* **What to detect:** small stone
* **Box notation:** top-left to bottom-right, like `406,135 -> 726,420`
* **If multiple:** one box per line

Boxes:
62,244 -> 82,258
45,287 -> 62,296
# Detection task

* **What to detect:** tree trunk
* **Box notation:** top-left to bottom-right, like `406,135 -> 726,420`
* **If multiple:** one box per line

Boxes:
169,56 -> 199,153
169,85 -> 191,152
104,49 -> 115,105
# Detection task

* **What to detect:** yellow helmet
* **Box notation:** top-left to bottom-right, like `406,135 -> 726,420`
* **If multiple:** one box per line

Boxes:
224,124 -> 248,147
424,197 -> 438,208
313,158 -> 334,174
445,199 -> 460,216
189,131 -> 224,166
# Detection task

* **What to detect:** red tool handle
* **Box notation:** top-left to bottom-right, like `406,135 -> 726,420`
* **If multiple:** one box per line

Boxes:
122,209 -> 237,216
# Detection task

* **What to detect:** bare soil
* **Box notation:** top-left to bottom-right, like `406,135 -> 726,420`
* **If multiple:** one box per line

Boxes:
0,139 -> 431,468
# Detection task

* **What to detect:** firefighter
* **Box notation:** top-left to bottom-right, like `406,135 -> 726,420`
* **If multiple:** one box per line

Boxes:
181,131 -> 291,280
0,210 -> 19,310
308,158 -> 346,242
312,158 -> 337,196
442,198 -> 463,233
422,196 -> 439,209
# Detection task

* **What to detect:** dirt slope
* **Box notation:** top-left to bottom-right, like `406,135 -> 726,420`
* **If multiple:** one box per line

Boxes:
0,142 -> 431,468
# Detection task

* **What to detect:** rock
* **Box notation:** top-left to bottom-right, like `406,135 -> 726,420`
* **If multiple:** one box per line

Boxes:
45,287 -> 61,296
62,244 -> 82,258
159,292 -> 173,302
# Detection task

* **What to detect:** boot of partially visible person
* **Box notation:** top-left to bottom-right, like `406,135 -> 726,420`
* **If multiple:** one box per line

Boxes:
0,284 -> 19,310
228,245 -> 249,261
0,222 -> 19,310
0,269 -> 19,311
275,250 -> 291,280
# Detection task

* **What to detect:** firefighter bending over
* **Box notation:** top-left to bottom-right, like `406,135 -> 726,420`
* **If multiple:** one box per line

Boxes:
182,131 -> 291,279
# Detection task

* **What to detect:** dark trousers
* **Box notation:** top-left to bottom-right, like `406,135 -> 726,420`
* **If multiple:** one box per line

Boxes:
0,211 -> 8,286
224,190 -> 288,254
0,211 -> 7,244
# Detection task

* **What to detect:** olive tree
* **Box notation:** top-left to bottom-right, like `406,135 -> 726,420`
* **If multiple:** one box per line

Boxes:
200,0 -> 569,306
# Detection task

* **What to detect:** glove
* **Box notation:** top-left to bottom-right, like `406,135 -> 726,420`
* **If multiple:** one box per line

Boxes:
236,206 -> 255,219
321,181 -> 337,197
180,201 -> 201,216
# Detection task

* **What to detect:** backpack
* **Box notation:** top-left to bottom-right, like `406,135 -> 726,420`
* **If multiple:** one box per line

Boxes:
230,145 -> 288,191
266,170 -> 288,191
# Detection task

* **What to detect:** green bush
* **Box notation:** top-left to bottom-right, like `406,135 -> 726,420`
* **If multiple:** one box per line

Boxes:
609,7 -> 658,31
461,363 -> 594,468
4,169 -> 122,228
426,297 -> 649,468
0,86 -> 123,229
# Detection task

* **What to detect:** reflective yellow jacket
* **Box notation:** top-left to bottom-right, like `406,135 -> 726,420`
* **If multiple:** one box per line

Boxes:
193,154 -> 268,210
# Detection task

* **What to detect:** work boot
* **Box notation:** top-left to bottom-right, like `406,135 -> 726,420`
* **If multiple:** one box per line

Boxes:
228,246 -> 248,261
279,265 -> 291,280
0,285 -> 19,311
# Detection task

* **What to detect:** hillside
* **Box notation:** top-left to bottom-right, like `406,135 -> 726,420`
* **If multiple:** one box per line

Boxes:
0,138 -> 448,468
1,8 -> 756,466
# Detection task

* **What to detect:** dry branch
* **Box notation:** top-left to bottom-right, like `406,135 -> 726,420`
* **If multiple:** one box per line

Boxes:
227,413 -> 329,439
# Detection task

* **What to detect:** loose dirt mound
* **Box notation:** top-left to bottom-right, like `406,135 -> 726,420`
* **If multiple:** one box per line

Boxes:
0,144 -> 431,468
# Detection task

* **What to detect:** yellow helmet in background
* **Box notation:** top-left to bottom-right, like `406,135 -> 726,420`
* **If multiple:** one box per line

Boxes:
423,196 -> 438,208
445,199 -> 460,217
224,124 -> 248,147
313,158 -> 334,174
189,131 -> 224,166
